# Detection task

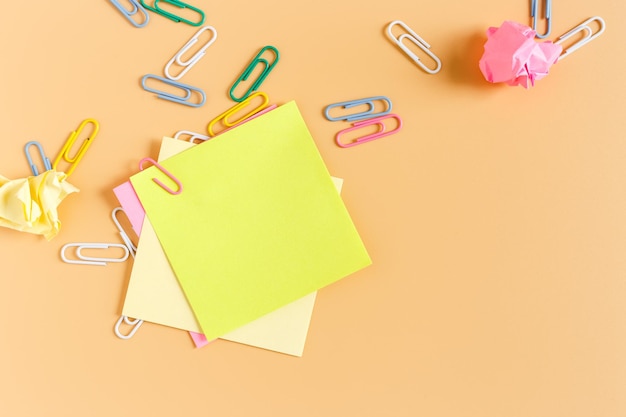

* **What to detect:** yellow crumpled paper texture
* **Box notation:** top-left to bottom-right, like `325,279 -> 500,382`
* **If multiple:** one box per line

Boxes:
0,170 -> 79,240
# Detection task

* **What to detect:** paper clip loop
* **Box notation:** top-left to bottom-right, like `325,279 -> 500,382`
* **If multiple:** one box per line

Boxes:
207,92 -> 270,136
165,25 -> 217,80
112,207 -> 137,257
52,119 -> 100,178
531,0 -> 552,39
229,46 -> 280,102
139,157 -> 183,195
141,74 -> 205,107
109,0 -> 149,28
114,315 -> 144,340
24,141 -> 52,176
174,130 -> 211,143
555,16 -> 605,60
61,243 -> 131,266
387,20 -> 441,74
335,114 -> 403,148
324,96 -> 392,122
140,0 -> 205,26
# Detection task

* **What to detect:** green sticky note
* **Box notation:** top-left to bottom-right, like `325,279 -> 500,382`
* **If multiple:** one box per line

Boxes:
130,101 -> 371,340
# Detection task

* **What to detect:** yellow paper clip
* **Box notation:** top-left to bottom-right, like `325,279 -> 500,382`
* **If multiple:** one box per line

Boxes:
53,119 -> 100,177
207,92 -> 270,137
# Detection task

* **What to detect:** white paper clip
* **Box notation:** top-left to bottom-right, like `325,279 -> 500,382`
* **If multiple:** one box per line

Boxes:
61,243 -> 130,266
174,130 -> 211,143
386,20 -> 442,74
165,25 -> 218,80
112,208 -> 137,257
555,16 -> 605,60
114,315 -> 144,339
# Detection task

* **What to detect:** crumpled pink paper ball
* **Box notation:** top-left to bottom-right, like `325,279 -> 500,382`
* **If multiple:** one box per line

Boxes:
479,21 -> 563,88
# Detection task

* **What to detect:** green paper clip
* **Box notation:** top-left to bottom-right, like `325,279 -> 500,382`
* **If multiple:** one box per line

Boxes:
229,46 -> 280,102
140,0 -> 205,26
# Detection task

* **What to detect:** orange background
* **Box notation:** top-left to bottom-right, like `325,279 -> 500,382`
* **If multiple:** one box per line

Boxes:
1,1 -> 625,416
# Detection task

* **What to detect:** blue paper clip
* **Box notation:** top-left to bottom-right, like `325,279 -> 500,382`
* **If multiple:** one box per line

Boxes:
531,0 -> 552,39
24,141 -> 52,176
141,74 -> 205,107
229,46 -> 280,102
324,96 -> 392,122
109,0 -> 149,28
140,0 -> 204,26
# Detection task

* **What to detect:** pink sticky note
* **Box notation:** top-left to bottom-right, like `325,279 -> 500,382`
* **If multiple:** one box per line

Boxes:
189,332 -> 215,348
113,181 -> 145,236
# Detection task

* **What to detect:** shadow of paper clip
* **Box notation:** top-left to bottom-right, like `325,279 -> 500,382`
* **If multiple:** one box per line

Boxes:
174,130 -> 211,143
386,20 -> 441,74
140,0 -> 204,26
109,0 -> 149,28
335,114 -> 403,148
114,316 -> 144,339
555,16 -> 605,60
61,243 -> 130,266
112,208 -> 137,257
139,157 -> 183,195
141,74 -> 205,107
324,96 -> 392,122
165,25 -> 217,80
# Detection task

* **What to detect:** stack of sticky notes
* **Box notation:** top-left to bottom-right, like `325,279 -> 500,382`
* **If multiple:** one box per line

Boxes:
114,101 -> 371,356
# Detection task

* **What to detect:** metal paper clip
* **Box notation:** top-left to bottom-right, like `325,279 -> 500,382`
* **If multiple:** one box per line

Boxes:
531,0 -> 552,39
112,207 -> 137,257
229,46 -> 280,102
52,119 -> 100,178
140,0 -> 204,26
387,20 -> 441,74
324,96 -> 392,122
139,157 -> 183,195
141,74 -> 205,107
165,25 -> 217,80
207,92 -> 270,136
555,16 -> 605,60
174,130 -> 211,143
61,243 -> 131,266
24,141 -> 52,176
335,114 -> 403,148
114,315 -> 144,339
109,0 -> 149,28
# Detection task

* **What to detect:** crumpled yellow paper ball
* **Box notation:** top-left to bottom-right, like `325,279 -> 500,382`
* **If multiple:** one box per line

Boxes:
0,170 -> 79,240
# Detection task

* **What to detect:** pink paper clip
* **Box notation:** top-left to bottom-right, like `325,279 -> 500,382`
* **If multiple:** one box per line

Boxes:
335,114 -> 403,148
139,157 -> 183,195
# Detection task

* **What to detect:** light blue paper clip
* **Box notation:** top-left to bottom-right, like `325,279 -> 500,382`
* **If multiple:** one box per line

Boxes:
141,74 -> 206,107
109,0 -> 149,28
531,0 -> 552,39
24,141 -> 52,176
324,96 -> 392,122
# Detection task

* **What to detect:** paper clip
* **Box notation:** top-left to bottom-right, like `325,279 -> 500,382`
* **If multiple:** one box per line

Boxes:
61,243 -> 130,266
24,141 -> 52,176
335,114 -> 403,148
109,0 -> 149,28
139,157 -> 183,195
229,46 -> 280,102
52,119 -> 100,178
114,315 -> 144,340
112,208 -> 137,257
141,74 -> 205,107
531,0 -> 552,39
164,25 -> 217,80
174,130 -> 211,143
386,20 -> 441,74
207,92 -> 270,136
555,16 -> 606,60
139,0 -> 204,26
324,96 -> 392,122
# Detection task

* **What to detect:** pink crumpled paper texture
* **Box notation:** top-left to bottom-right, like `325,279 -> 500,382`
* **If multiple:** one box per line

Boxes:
479,21 -> 563,88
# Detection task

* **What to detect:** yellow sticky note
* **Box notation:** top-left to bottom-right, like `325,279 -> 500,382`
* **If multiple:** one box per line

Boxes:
130,101 -> 371,340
